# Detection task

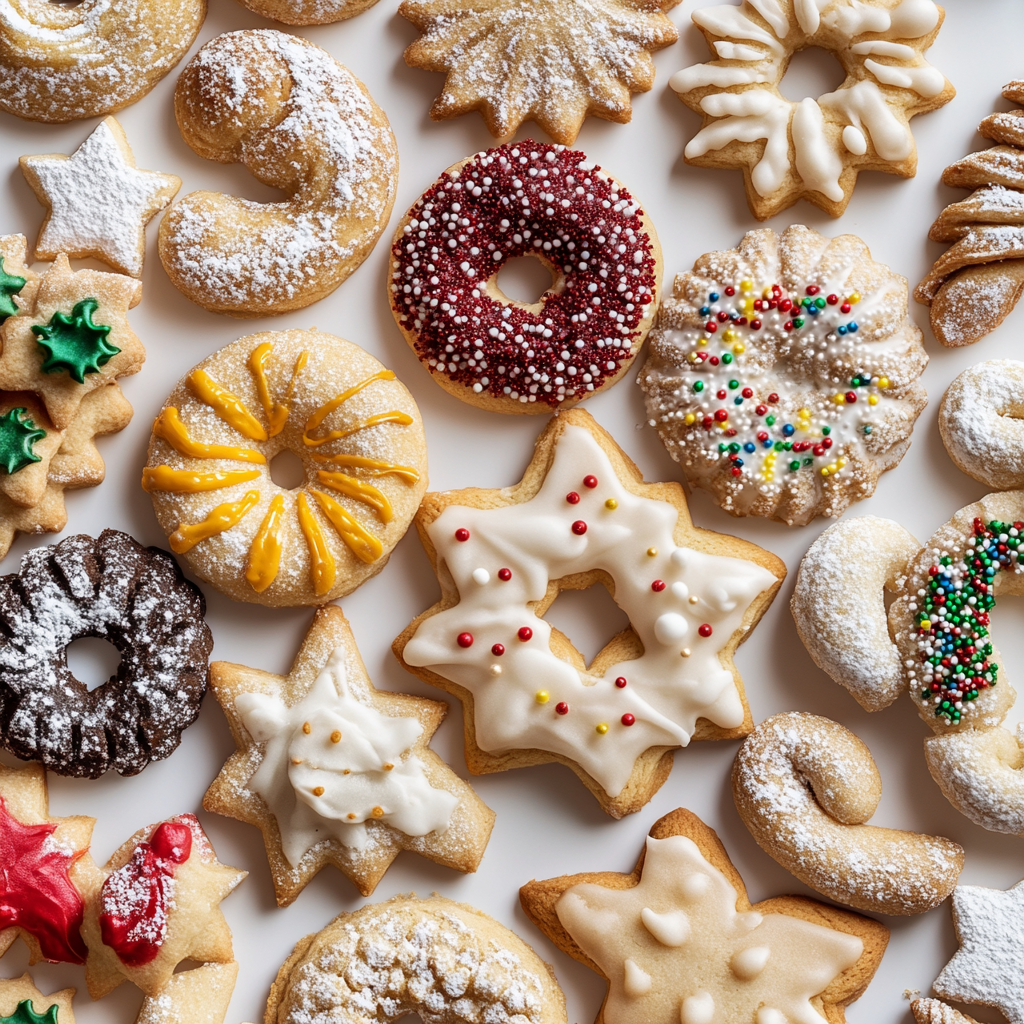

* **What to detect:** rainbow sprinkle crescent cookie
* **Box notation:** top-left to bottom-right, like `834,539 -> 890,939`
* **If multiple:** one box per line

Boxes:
638,225 -> 928,526
670,0 -> 954,220
0,0 -> 205,124
393,409 -> 784,818
143,330 -> 427,607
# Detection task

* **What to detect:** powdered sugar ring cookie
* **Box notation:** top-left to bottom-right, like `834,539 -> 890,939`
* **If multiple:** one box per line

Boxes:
638,225 -> 928,526
143,330 -> 427,607
0,0 -> 205,124
733,712 -> 964,915
389,140 -> 662,414
159,30 -> 398,317
669,0 -> 954,220
230,0 -> 378,24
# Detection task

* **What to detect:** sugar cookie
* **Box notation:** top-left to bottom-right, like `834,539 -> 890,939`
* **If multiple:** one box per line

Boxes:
0,975 -> 75,1024
912,1000 -> 981,1024
231,0 -> 378,24
135,962 -> 238,1024
0,235 -> 38,323
0,394 -> 62,510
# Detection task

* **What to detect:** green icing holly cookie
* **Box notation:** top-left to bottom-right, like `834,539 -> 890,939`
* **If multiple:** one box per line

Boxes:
0,408 -> 46,475
0,1000 -> 59,1024
31,299 -> 119,384
0,255 -> 27,324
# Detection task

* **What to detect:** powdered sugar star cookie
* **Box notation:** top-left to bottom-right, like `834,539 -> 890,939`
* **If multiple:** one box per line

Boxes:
0,974 -> 75,1024
20,118 -> 181,279
134,962 -> 237,1024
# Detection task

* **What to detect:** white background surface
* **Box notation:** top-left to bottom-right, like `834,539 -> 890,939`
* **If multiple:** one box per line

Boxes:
1,1 -> 1022,1021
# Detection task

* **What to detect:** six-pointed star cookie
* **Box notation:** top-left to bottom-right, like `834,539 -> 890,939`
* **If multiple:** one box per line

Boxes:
520,808 -> 888,1024
394,409 -> 785,818
0,973 -> 76,1024
20,117 -> 181,279
933,879 -> 1024,1024
203,604 -> 495,905
400,0 -> 679,144
79,813 -> 246,999
0,255 -> 144,430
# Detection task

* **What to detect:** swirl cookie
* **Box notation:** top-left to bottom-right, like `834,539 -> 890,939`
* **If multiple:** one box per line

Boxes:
160,30 -> 398,317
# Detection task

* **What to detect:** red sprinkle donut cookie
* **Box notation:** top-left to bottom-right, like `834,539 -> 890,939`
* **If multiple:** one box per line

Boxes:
389,141 -> 662,414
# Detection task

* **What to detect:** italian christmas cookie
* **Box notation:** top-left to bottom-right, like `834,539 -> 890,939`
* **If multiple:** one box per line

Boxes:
670,0 -> 954,220
399,0 -> 678,144
520,807 -> 888,1024
143,330 -> 427,607
394,409 -> 784,818
204,605 -> 494,904
79,814 -> 246,999
389,141 -> 662,414
0,0 -> 205,124
638,225 -> 928,526
0,236 -> 39,323
264,894 -> 567,1024
0,975 -> 75,1024
159,30 -> 398,317
134,962 -> 237,1024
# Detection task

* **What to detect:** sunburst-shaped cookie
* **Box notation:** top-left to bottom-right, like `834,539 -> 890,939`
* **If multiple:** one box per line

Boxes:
400,0 -> 680,144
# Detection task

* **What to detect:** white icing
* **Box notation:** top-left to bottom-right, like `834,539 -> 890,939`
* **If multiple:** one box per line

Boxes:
682,992 -> 716,1024
641,907 -> 691,946
863,59 -> 946,97
842,124 -> 868,155
624,958 -> 653,996
236,647 -> 458,863
794,0 -> 827,34
732,945 -> 771,979
849,40 -> 916,58
748,0 -> 789,36
792,97 -> 846,202
402,425 -> 777,798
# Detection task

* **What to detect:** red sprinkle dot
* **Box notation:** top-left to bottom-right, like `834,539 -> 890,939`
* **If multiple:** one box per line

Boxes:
621,713 -> 636,727
741,388 -> 753,399
491,643 -> 505,656
698,624 -> 713,638
457,632 -> 474,648
827,293 -> 839,305
841,303 -> 852,314
717,311 -> 728,322
845,391 -> 857,403
518,627 -> 533,642
730,467 -> 742,477
724,286 -> 736,296
566,491 -> 580,504
768,393 -> 779,404
572,520 -> 588,535
455,528 -> 470,542
583,475 -> 598,489
779,298 -> 793,312
806,285 -> 820,296
755,404 -> 768,416
706,322 -> 717,333
714,409 -> 728,422
651,580 -> 666,592
615,677 -> 627,688
716,389 -> 727,400
750,319 -> 762,331
555,702 -> 569,715
498,568 -> 512,581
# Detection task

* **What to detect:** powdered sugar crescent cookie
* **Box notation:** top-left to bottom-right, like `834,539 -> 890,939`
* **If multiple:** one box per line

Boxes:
231,0 -> 378,24
670,0 -> 954,220
159,30 -> 398,317
143,330 -> 427,607
265,894 -> 567,1024
394,409 -> 784,818
0,975 -> 75,1023
0,0 -> 206,124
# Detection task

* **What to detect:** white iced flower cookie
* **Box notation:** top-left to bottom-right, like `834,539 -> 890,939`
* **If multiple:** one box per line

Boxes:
670,0 -> 954,220
203,606 -> 495,904
394,409 -> 784,818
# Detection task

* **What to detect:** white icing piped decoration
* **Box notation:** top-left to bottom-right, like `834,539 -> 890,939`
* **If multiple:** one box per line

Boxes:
842,125 -> 868,155
681,873 -> 710,899
758,1008 -> 789,1024
642,907 -> 691,947
732,945 -> 771,980
472,567 -> 491,585
624,958 -> 653,997
681,992 -> 716,1024
236,646 -> 459,864
737,911 -> 764,931
671,581 -> 690,602
654,613 -> 690,646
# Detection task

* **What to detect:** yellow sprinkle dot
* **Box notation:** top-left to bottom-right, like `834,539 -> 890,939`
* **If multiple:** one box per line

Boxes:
878,377 -> 890,389
383,763 -> 394,771
372,806 -> 384,818
647,547 -> 658,557
740,279 -> 753,293
723,329 -> 737,343
330,730 -> 342,743
837,458 -> 847,468
732,342 -> 745,355
762,286 -> 773,299
596,723 -> 609,735
798,407 -> 810,418
605,498 -> 618,510
698,337 -> 707,346
821,467 -> 830,476
347,812 -> 357,820
868,395 -> 878,406
848,292 -> 860,304
536,690 -> 550,704
684,413 -> 696,425
313,786 -> 325,797
302,722 -> 311,735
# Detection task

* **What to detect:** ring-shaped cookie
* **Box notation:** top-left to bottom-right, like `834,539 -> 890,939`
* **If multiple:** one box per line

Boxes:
230,0 -> 378,24
143,330 -> 428,608
0,0 -> 205,124
669,0 -> 954,219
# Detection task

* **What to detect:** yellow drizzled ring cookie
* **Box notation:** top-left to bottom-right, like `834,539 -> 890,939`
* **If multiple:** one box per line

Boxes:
143,330 -> 427,607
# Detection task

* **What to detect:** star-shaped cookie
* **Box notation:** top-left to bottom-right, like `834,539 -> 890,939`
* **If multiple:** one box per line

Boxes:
203,604 -> 495,905
394,409 -> 785,818
933,879 -> 1024,1024
47,384 -> 133,491
20,118 -> 181,279
135,962 -> 238,1024
400,0 -> 679,144
520,808 -> 888,1024
0,394 -> 62,509
0,761 -> 99,966
0,255 -> 143,430
0,485 -> 69,562
0,974 -> 75,1024
79,813 -> 246,999
0,235 -> 38,324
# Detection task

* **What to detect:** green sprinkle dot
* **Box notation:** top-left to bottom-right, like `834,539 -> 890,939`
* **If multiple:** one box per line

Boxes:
722,353 -> 733,364
789,460 -> 800,471
31,299 -> 118,384
794,317 -> 805,328
815,297 -> 826,309
692,380 -> 704,393
765,415 -> 776,426
821,426 -> 831,436
728,379 -> 739,390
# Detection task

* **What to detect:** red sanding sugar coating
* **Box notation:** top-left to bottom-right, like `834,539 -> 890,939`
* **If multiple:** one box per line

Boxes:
391,141 -> 658,407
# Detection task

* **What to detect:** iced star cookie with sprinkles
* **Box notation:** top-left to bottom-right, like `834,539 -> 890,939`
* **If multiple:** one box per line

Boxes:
638,225 -> 928,526
394,409 -> 784,818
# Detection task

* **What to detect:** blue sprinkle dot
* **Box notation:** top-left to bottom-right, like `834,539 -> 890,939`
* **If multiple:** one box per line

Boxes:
837,325 -> 847,335
734,397 -> 743,405
762,439 -> 774,449
700,306 -> 710,316
709,292 -> 719,301
848,322 -> 859,333
732,458 -> 744,467
782,424 -> 795,437
744,442 -> 756,453
808,305 -> 820,316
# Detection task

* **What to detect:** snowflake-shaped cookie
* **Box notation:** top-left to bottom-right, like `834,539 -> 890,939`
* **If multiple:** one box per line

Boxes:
401,0 -> 680,144
670,0 -> 954,219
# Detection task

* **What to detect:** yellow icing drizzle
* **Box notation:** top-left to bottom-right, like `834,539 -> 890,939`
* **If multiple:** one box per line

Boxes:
142,466 -> 262,493
188,369 -> 268,441
169,491 -> 260,553
311,453 -> 420,484
153,408 -> 266,465
304,410 -> 414,448
250,342 -> 309,438
310,489 -> 384,564
303,370 -> 407,446
316,470 -> 393,522
296,491 -> 336,596
246,493 -> 286,593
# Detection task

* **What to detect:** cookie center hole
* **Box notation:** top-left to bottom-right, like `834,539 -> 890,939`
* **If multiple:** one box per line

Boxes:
546,583 -> 630,666
66,637 -> 122,692
496,256 -> 557,304
270,450 -> 306,490
779,46 -> 847,102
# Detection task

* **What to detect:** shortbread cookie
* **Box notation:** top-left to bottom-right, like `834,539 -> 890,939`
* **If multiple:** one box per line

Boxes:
204,605 -> 494,904
394,409 -> 784,818
0,531 -> 213,778
80,815 -> 245,1000
0,0 -> 204,123
0,394 -> 62,509
0,255 -> 143,430
639,225 -> 928,525
231,0 -> 378,24
912,1000 -> 981,1024
47,384 -> 133,490
21,118 -> 181,279
670,0 -> 953,220
0,235 -> 39,323
400,0 -> 677,144
135,962 -> 238,1024
520,807 -> 888,1024
0,485 -> 69,563
0,761 -> 98,966
0,975 -> 75,1024
733,713 -> 964,915
144,330 -> 427,607
933,879 -> 1024,1024
389,141 -> 662,414
159,30 -> 398,317
265,894 -> 567,1024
